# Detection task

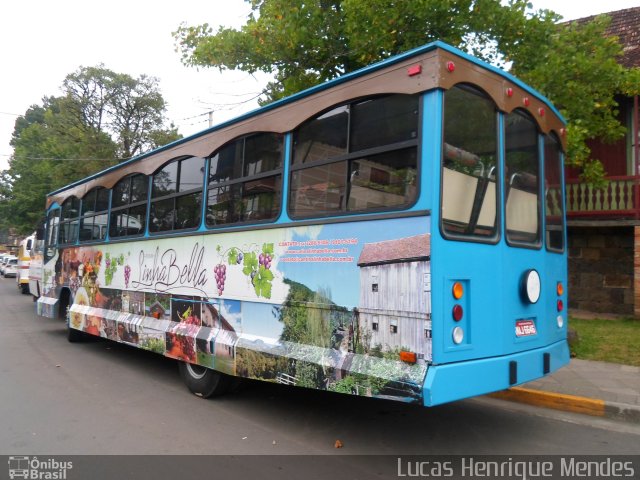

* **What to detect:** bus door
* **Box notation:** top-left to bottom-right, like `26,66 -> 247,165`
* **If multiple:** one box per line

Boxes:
500,112 -> 567,360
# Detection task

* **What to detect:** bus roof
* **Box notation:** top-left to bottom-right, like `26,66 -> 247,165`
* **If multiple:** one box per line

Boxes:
47,40 -> 566,206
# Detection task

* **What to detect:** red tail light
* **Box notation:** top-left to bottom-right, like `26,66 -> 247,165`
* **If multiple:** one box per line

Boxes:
452,304 -> 463,322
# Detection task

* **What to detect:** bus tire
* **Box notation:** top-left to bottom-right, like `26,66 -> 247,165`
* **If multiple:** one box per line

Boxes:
178,362 -> 230,398
20,284 -> 29,295
67,326 -> 86,343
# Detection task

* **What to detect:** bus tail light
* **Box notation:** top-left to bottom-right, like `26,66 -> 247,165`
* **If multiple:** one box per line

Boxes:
399,351 -> 417,364
452,282 -> 464,299
557,282 -> 564,296
452,327 -> 464,344
452,304 -> 463,321
557,299 -> 563,312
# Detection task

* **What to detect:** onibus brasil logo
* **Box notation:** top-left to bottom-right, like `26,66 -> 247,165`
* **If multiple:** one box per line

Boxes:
8,456 -> 73,479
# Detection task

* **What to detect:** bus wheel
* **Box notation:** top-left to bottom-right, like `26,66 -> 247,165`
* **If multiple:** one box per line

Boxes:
178,362 -> 230,398
67,326 -> 86,343
20,284 -> 29,295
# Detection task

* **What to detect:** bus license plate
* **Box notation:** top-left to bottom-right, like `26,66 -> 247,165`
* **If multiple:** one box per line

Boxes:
515,319 -> 537,337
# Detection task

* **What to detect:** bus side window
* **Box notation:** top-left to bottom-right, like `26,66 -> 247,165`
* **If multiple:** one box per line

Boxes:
111,174 -> 149,238
58,196 -> 80,245
290,94 -> 419,218
206,134 -> 283,227
150,158 -> 204,233
44,209 -> 60,262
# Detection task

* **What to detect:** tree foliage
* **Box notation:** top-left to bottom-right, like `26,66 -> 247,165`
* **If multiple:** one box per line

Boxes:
1,66 -> 181,234
174,0 -> 640,183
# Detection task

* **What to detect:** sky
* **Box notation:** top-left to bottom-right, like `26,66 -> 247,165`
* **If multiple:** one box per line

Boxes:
1,0 -> 638,172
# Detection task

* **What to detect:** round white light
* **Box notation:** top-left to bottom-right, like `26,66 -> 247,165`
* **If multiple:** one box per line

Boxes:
452,326 -> 464,344
522,269 -> 541,304
557,315 -> 564,328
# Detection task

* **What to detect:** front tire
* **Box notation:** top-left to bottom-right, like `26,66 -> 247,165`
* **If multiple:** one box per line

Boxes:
67,326 -> 86,343
178,362 -> 230,398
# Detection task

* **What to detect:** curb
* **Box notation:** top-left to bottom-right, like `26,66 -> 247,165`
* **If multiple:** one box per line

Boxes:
489,387 -> 640,424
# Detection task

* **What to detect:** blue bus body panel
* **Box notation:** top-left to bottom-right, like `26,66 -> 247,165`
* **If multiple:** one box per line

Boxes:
423,339 -> 569,406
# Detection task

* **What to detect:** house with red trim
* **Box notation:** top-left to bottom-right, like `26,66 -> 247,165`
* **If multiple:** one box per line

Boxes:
565,7 -> 640,316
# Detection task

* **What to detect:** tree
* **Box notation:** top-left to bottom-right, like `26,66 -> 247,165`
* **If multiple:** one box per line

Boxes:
63,65 -> 181,159
173,0 -> 640,182
1,66 -> 181,234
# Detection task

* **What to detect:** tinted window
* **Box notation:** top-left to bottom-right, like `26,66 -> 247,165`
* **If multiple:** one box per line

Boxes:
110,174 -> 148,239
210,144 -> 242,184
150,157 -> 205,232
244,133 -> 283,176
179,156 -> 204,192
293,106 -> 348,165
58,197 -> 79,244
206,133 -> 283,227
153,161 -> 178,197
290,94 -> 419,218
351,95 -> 418,152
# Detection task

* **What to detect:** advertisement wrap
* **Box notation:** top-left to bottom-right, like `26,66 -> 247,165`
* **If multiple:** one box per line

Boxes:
38,216 -> 432,403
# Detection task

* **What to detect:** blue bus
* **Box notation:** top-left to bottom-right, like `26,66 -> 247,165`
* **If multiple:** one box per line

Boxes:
36,41 -> 569,406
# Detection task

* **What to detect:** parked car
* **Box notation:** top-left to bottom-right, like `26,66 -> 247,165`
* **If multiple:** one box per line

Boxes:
4,258 -> 18,278
1,256 -> 17,276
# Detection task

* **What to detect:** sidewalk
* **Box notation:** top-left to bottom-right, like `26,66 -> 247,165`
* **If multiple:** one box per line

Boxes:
490,359 -> 640,423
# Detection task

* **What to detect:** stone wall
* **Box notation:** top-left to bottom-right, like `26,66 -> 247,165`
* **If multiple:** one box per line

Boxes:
568,226 -> 634,315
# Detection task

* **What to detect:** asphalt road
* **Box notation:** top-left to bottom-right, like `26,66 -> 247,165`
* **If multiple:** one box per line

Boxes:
0,277 -> 638,478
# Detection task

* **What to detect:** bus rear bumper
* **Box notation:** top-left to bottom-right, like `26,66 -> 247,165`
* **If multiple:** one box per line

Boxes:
423,340 -> 570,407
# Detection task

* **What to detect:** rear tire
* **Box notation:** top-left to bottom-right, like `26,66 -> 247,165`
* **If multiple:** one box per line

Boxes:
178,362 -> 230,398
20,283 -> 29,295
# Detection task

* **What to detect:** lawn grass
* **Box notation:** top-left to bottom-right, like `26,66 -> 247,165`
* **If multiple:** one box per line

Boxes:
569,317 -> 640,366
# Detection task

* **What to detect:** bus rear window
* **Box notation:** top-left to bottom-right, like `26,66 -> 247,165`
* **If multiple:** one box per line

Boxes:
544,134 -> 565,252
504,110 -> 540,246
441,85 -> 498,239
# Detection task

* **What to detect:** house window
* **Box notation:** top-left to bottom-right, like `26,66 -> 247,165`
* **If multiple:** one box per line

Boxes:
390,319 -> 398,334
372,320 -> 379,331
372,283 -> 379,292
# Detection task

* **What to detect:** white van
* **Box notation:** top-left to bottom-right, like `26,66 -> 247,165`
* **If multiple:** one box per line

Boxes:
17,234 -> 35,294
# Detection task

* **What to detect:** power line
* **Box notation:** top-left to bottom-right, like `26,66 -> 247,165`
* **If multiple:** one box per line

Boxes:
0,111 -> 21,117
